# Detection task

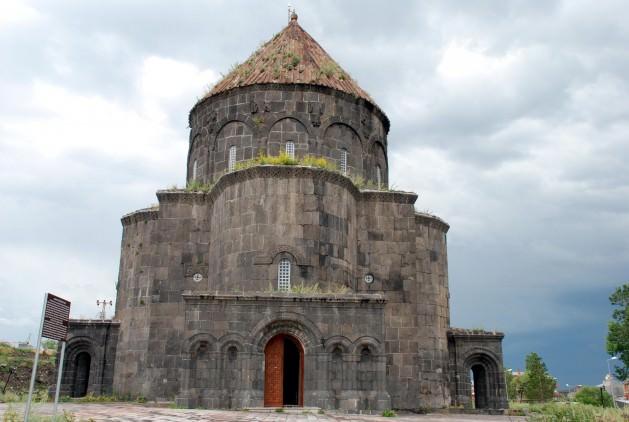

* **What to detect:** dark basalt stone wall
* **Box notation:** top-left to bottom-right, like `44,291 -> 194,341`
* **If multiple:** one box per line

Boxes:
187,85 -> 389,187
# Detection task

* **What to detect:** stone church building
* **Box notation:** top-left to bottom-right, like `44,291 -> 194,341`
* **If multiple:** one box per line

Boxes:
57,14 -> 508,412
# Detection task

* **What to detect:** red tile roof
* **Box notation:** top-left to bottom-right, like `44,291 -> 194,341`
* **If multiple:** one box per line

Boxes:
204,13 -> 377,106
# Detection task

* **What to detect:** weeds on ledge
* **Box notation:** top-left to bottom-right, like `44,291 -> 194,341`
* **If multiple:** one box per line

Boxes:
186,180 -> 215,193
265,282 -> 350,295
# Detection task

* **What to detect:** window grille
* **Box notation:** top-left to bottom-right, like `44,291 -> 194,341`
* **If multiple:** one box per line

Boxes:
376,165 -> 382,188
277,258 -> 291,291
192,160 -> 198,181
228,146 -> 237,171
285,141 -> 295,159
340,149 -> 348,175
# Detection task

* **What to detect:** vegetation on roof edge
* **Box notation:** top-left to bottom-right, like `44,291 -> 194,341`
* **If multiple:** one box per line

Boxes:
175,153 -> 401,193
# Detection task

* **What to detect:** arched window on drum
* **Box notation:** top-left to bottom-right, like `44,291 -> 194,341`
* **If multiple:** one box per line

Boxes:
285,141 -> 295,159
340,148 -> 348,175
277,258 -> 291,292
228,146 -> 237,171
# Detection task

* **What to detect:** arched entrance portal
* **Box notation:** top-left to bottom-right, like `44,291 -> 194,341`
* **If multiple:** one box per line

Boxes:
72,352 -> 91,397
264,334 -> 304,407
471,364 -> 488,409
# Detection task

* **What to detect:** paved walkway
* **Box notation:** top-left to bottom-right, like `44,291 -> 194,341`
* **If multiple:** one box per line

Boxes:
1,403 -> 524,421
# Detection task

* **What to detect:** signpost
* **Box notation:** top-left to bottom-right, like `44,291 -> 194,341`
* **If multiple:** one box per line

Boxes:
24,293 -> 71,422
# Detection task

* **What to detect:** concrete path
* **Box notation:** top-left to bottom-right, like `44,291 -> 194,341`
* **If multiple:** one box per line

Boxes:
0,403 -> 524,421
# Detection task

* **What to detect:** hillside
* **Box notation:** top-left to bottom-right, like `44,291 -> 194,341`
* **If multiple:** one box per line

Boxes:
0,342 -> 56,397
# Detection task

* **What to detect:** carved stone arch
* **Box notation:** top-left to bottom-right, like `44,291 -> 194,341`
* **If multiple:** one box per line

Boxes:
351,336 -> 384,356
266,115 -> 311,157
461,349 -> 504,410
218,333 -> 248,353
267,114 -> 313,137
461,348 -> 501,368
369,139 -> 389,168
255,244 -> 308,267
320,117 -> 366,150
187,133 -> 203,179
63,336 -> 98,398
181,333 -> 218,356
324,335 -> 352,354
211,117 -> 255,151
249,312 -> 323,354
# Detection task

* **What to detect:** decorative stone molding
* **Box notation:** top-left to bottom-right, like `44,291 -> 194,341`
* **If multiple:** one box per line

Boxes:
120,207 -> 158,226
415,212 -> 450,233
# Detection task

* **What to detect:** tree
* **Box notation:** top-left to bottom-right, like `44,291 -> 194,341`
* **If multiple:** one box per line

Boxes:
607,283 -> 629,380
521,352 -> 556,402
575,386 -> 613,407
505,369 -> 524,402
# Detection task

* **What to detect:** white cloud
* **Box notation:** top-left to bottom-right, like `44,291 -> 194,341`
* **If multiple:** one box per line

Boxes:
0,0 -> 43,28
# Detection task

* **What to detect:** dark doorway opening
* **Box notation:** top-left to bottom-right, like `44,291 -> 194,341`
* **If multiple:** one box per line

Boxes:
283,336 -> 300,405
264,334 -> 304,407
471,364 -> 488,409
72,352 -> 91,398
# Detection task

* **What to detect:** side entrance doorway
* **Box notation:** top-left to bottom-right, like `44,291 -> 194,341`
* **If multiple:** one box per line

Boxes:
264,334 -> 304,407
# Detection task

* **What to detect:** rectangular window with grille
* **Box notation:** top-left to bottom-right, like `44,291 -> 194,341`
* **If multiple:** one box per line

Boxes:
340,149 -> 348,175
228,146 -> 237,171
277,258 -> 291,291
285,141 -> 295,159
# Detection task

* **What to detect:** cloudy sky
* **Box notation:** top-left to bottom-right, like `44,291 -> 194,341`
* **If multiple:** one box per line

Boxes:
1,0 -> 628,387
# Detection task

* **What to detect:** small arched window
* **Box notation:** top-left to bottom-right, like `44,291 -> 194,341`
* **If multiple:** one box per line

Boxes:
192,160 -> 198,181
277,258 -> 291,291
227,346 -> 238,362
285,141 -> 295,159
228,146 -> 237,171
340,149 -> 348,175
376,165 -> 382,189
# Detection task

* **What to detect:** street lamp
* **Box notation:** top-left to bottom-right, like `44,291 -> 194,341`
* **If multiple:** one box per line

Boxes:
608,356 -> 618,379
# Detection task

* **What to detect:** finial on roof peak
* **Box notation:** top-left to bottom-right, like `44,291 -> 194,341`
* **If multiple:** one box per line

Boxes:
288,5 -> 297,23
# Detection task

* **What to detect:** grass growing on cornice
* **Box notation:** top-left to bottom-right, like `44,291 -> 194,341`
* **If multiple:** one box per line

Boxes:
234,152 -> 335,171
264,282 -> 350,295
186,180 -> 215,193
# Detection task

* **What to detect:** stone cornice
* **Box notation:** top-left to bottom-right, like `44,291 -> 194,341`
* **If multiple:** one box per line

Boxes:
121,207 -> 158,226
182,292 -> 386,305
448,327 -> 504,339
123,166 -> 419,225
415,212 -> 450,233
69,319 -> 121,326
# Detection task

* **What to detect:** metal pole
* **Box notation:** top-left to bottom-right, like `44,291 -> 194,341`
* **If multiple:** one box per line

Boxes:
52,341 -> 66,420
24,293 -> 47,422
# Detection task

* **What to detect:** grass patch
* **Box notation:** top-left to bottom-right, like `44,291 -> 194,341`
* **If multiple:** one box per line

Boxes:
185,180 -> 214,193
382,409 -> 397,417
511,401 -> 629,422
265,282 -> 350,295
274,407 -> 284,413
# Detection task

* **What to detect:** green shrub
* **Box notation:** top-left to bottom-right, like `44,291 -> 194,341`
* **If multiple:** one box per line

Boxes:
575,386 -> 614,407
382,409 -> 397,417
136,395 -> 146,404
274,407 -> 284,413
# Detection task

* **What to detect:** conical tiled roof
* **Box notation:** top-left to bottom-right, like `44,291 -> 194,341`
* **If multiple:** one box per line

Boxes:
204,13 -> 377,106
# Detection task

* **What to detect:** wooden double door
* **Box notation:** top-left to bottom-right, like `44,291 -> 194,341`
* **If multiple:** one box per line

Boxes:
263,334 -> 304,407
